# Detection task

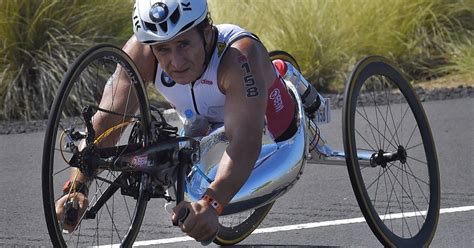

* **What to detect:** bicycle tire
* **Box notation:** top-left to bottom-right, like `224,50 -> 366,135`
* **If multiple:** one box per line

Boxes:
269,50 -> 301,71
214,201 -> 275,246
343,55 -> 440,247
42,44 -> 152,247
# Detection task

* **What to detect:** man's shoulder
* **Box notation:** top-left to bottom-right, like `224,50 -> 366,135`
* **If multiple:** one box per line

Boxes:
215,24 -> 252,43
216,23 -> 245,31
220,39 -> 259,70
217,37 -> 271,90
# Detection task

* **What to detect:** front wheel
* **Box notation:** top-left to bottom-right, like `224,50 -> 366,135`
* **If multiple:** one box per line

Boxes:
343,56 -> 440,247
42,44 -> 152,247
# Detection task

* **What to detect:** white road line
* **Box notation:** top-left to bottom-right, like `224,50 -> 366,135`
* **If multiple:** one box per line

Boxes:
254,205 -> 474,234
95,205 -> 474,247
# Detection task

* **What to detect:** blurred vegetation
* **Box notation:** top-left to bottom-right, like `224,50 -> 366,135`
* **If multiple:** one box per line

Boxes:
0,0 -> 472,121
0,0 -> 132,120
209,0 -> 474,91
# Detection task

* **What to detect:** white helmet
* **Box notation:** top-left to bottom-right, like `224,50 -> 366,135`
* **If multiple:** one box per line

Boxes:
133,0 -> 208,44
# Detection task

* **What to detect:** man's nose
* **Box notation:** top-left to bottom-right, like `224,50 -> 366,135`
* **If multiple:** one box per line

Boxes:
170,50 -> 186,70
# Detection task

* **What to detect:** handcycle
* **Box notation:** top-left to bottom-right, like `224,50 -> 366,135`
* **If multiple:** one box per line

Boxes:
42,44 -> 440,247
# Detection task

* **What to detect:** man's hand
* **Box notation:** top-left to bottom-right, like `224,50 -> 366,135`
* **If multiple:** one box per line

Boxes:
55,193 -> 89,233
172,200 -> 219,243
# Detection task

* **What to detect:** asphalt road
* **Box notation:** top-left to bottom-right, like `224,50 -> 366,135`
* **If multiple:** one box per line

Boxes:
0,97 -> 473,247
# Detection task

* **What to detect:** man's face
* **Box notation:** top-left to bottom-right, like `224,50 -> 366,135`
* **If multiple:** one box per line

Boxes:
151,28 -> 206,84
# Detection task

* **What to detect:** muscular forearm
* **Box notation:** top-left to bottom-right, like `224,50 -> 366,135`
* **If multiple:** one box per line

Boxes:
207,136 -> 262,207
66,71 -> 140,184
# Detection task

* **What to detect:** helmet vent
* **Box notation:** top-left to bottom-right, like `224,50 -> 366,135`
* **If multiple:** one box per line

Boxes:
170,8 -> 180,24
159,22 -> 168,33
144,22 -> 157,32
179,21 -> 195,33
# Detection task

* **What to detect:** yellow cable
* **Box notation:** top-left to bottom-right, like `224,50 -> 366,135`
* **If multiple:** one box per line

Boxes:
66,170 -> 80,200
93,120 -> 137,144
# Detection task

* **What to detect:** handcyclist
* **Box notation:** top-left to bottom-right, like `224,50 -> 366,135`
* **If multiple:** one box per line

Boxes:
56,0 -> 320,243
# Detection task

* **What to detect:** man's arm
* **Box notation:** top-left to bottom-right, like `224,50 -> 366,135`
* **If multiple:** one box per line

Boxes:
172,37 -> 277,242
206,37 -> 276,206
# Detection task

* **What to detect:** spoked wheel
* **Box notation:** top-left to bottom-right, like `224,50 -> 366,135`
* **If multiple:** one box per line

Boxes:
343,56 -> 440,247
215,202 -> 275,246
42,44 -> 152,247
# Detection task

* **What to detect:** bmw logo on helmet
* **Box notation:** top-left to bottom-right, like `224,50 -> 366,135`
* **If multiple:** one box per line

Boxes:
149,2 -> 169,23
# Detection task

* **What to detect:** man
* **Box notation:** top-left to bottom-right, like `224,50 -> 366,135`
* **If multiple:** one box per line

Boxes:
56,0 -> 297,243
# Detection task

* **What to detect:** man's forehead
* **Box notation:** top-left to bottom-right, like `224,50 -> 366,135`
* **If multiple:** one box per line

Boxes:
154,28 -> 199,46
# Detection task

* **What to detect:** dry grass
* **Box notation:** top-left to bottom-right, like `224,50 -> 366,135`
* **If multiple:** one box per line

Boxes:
416,73 -> 474,90
209,0 -> 474,90
0,0 -> 472,121
0,0 -> 133,121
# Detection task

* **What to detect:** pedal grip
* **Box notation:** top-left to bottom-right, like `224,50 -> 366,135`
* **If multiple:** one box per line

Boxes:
172,207 -> 190,226
64,200 -> 79,226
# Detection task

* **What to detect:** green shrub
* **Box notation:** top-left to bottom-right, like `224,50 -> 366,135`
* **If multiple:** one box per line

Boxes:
0,0 -> 133,120
209,0 -> 473,91
0,0 -> 472,121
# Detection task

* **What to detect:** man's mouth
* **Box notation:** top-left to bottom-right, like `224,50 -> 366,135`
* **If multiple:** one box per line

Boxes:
173,68 -> 189,74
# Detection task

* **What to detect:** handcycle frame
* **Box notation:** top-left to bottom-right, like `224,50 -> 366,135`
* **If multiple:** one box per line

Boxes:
64,77 -> 310,217
43,44 -> 439,247
70,74 -> 406,219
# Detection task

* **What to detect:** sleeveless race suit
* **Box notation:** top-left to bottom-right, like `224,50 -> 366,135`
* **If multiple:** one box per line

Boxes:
154,24 -> 295,140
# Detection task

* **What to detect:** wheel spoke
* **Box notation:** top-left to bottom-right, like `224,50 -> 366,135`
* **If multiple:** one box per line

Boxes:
53,164 -> 71,176
368,92 -> 410,153
372,167 -> 382,206
365,165 -> 391,191
404,163 -> 422,230
355,109 -> 398,150
406,155 -> 427,165
368,77 -> 399,151
386,164 -> 427,221
386,105 -> 410,151
355,129 -> 378,152
360,101 -> 381,149
405,124 -> 419,149
389,163 -> 430,186
404,161 -> 430,205
382,165 -> 394,229
406,142 -> 423,151
384,165 -> 414,237
366,78 -> 386,148
386,91 -> 401,146
97,183 -> 123,242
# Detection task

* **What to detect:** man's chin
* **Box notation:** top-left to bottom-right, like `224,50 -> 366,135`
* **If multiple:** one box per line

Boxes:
172,76 -> 193,85
167,71 -> 197,85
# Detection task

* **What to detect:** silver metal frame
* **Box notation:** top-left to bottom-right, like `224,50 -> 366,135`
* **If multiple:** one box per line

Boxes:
183,82 -> 372,215
307,119 -> 372,167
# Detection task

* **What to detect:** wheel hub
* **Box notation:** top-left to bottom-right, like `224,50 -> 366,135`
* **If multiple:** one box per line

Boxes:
370,145 -> 407,167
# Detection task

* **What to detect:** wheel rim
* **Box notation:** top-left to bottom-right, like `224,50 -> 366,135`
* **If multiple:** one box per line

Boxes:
216,202 -> 274,245
344,57 -> 439,246
42,45 -> 150,247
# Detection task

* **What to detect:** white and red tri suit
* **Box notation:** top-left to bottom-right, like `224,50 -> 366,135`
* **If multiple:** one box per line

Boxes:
154,24 -> 295,140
